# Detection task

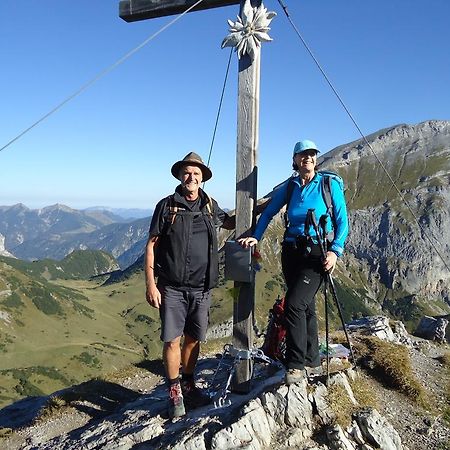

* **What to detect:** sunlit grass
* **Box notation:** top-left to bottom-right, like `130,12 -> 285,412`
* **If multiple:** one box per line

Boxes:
354,336 -> 428,406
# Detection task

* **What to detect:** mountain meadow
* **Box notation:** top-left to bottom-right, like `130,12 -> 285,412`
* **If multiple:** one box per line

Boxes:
0,120 -> 449,411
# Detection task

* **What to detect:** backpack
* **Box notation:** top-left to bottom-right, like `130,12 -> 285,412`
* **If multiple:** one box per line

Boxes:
285,170 -> 344,240
262,296 -> 287,362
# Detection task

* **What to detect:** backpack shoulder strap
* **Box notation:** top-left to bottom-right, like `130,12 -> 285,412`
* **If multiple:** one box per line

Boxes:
158,195 -> 177,237
204,193 -> 214,216
321,174 -> 333,219
167,194 -> 178,225
318,170 -> 344,232
285,176 -> 296,209
284,177 -> 296,228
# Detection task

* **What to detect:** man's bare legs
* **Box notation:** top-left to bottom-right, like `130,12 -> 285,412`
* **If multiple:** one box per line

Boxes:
163,334 -> 199,379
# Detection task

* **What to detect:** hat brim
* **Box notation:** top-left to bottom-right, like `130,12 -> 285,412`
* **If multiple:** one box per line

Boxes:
171,161 -> 212,182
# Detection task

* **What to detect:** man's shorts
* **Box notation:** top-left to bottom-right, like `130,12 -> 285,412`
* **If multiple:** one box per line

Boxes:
158,283 -> 212,343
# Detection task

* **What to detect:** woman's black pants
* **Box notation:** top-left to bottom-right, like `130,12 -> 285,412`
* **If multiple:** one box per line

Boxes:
281,242 -> 324,370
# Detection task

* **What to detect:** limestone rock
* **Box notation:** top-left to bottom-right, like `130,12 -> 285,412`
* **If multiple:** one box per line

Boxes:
326,425 -> 358,450
211,398 -> 275,450
392,320 -> 413,346
310,382 -> 336,425
354,407 -> 403,450
0,233 -> 14,257
415,315 -> 449,343
347,316 -> 395,341
284,380 -> 313,436
0,358 -> 407,450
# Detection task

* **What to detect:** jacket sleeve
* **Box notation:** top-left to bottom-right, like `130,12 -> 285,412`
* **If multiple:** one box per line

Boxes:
253,180 -> 288,241
329,178 -> 349,257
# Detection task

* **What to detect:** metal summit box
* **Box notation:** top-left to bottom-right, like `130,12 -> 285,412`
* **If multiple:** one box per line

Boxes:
224,240 -> 253,283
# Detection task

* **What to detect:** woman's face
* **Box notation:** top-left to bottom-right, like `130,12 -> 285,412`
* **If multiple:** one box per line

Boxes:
294,149 -> 317,173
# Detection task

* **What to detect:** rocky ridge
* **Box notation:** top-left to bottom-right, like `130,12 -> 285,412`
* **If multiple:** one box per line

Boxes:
1,319 -> 448,450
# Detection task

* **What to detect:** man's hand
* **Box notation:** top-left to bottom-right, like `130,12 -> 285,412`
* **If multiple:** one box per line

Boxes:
323,251 -> 337,273
146,284 -> 161,309
237,237 -> 259,249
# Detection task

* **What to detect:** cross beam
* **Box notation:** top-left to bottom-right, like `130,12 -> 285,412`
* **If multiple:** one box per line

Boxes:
119,0 -> 240,21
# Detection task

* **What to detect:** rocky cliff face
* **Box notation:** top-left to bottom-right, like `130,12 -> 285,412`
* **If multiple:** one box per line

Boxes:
0,234 -> 14,258
319,120 -> 450,309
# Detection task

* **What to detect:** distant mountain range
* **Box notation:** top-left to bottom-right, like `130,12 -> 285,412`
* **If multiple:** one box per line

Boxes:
0,204 -> 151,269
83,206 -> 153,220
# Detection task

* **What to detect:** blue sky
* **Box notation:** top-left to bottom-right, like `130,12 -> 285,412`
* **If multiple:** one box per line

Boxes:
1,1 -> 449,210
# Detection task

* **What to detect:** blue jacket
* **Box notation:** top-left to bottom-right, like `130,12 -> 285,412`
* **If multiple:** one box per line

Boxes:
253,173 -> 349,257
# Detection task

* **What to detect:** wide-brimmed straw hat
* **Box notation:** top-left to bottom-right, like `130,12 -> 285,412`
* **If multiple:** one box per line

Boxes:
171,152 -> 212,181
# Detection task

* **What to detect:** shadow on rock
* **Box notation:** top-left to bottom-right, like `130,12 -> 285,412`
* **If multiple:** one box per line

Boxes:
0,379 -> 140,430
135,358 -> 165,377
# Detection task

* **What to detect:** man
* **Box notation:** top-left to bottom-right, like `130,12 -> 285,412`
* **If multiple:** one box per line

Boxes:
145,152 -> 234,418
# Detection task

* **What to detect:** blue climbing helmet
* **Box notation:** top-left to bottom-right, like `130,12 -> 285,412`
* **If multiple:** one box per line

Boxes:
293,139 -> 320,155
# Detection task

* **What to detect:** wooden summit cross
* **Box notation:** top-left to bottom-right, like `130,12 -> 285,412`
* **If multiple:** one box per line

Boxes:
120,0 -> 276,392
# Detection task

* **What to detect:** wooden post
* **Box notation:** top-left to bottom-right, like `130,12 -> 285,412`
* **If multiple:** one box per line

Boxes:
231,0 -> 261,393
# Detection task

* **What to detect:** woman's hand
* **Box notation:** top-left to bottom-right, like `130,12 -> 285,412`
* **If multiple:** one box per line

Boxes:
237,237 -> 259,249
323,251 -> 337,273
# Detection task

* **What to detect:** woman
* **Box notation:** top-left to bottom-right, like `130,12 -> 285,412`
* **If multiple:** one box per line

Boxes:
238,139 -> 349,384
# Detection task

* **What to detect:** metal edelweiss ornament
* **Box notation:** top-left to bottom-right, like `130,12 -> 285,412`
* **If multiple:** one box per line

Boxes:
221,0 -> 276,61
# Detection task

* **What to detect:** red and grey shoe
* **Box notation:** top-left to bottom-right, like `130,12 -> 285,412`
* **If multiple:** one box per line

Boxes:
168,382 -> 185,418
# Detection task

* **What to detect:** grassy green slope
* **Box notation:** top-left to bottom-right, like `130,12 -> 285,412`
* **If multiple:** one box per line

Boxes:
0,257 -> 158,409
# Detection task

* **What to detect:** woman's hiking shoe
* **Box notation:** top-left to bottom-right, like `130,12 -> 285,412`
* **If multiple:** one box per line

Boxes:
168,382 -> 185,418
285,368 -> 306,385
181,379 -> 211,409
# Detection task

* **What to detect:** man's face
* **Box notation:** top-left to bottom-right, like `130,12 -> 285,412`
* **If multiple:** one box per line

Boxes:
179,165 -> 203,194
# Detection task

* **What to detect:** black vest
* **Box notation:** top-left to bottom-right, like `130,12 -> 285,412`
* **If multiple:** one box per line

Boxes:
155,188 -> 219,290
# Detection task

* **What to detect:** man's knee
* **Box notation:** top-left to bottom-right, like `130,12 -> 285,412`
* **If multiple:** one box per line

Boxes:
164,337 -> 181,351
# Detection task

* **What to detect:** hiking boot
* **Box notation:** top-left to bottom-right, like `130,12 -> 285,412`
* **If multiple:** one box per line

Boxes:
285,368 -> 306,385
181,379 -> 211,409
168,382 -> 185,418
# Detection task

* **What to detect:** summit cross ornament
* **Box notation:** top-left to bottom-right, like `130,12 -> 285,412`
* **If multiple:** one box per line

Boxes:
119,0 -> 275,393
222,0 -> 276,61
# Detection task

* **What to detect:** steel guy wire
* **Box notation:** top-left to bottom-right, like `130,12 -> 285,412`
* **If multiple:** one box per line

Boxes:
203,47 -> 234,190
0,0 -> 205,154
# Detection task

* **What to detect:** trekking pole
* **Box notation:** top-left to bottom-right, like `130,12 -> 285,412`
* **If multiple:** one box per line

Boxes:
323,274 -> 330,385
325,274 -> 356,366
318,214 -> 331,385
306,209 -> 356,368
